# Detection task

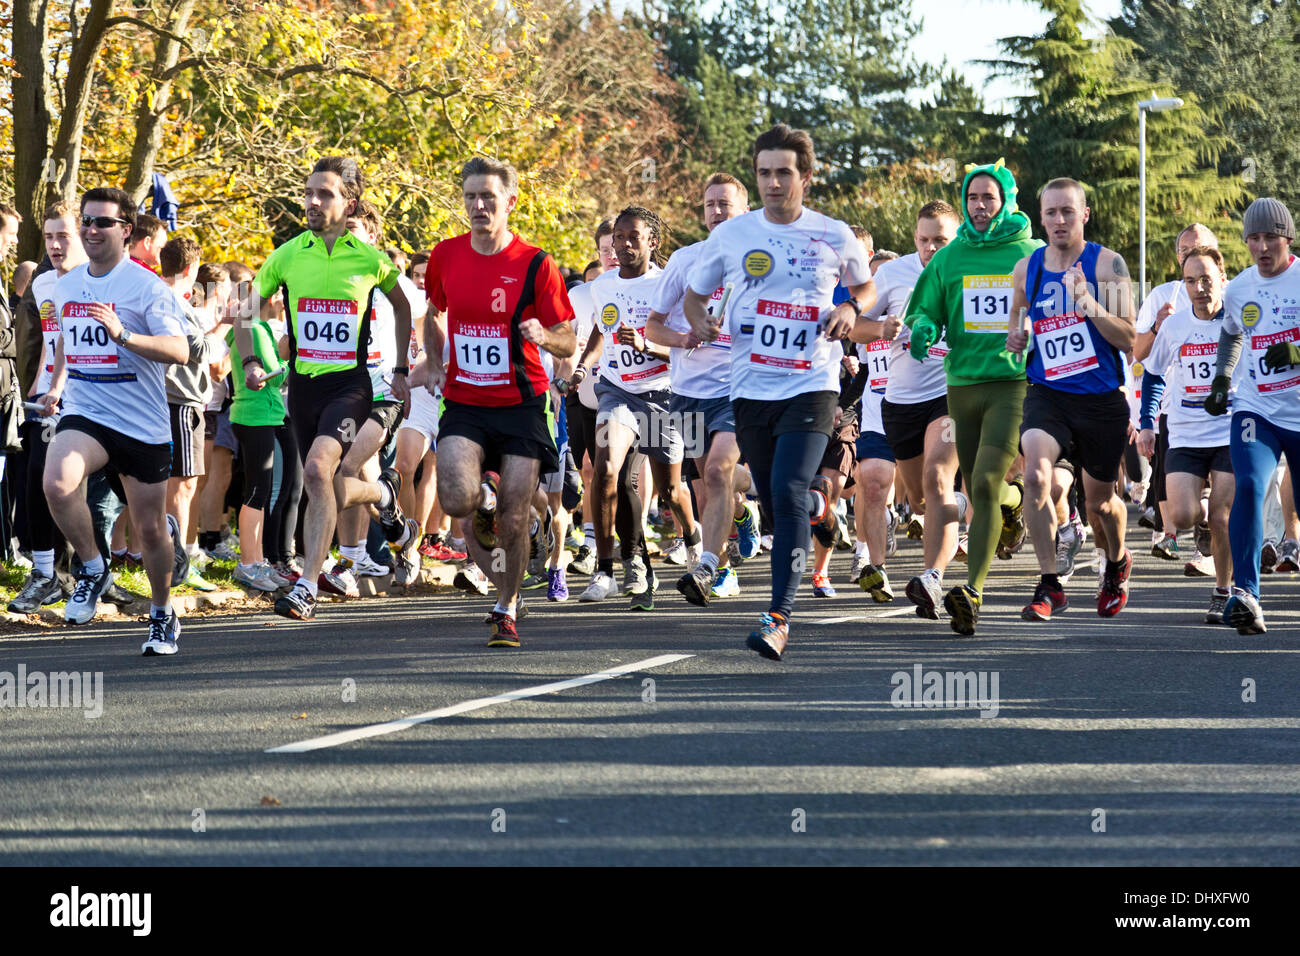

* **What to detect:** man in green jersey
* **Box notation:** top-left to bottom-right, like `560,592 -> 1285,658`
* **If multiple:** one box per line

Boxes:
904,159 -> 1042,635
236,157 -> 413,621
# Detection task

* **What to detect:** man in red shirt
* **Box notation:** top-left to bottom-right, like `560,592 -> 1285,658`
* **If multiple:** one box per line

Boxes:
423,157 -> 577,647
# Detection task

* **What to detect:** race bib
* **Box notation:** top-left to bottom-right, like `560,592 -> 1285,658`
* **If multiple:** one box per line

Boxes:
453,323 -> 510,387
928,332 -> 950,360
865,338 -> 890,393
749,299 -> 818,370
1251,327 -> 1300,393
1179,342 -> 1217,398
705,285 -> 731,350
1033,313 -> 1098,381
61,302 -> 118,372
962,275 -> 1013,333
296,298 -> 358,365
41,301 -> 61,373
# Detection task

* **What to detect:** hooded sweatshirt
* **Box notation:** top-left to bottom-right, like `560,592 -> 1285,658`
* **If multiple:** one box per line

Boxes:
904,159 -> 1043,386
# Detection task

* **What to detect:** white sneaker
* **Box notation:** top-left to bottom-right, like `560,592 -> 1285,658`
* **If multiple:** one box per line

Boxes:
759,534 -> 773,553
622,556 -> 649,595
260,562 -> 293,588
234,562 -> 280,592
66,566 -> 113,625
352,553 -> 391,577
579,571 -> 616,602
141,611 -> 181,656
686,542 -> 703,570
711,566 -> 740,597
662,540 -> 687,566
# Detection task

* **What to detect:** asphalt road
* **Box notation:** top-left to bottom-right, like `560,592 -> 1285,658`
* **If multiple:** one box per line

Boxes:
1,517 -> 1297,866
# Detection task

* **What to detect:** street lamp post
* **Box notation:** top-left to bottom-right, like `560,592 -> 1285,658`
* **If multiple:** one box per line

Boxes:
1138,95 -> 1184,304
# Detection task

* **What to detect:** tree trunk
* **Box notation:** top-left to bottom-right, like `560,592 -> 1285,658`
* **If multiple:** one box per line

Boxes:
124,0 -> 200,205
43,0 -> 117,218
11,0 -> 53,262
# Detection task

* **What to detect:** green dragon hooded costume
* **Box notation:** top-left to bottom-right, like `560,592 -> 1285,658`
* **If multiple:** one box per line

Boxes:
903,158 -> 1043,386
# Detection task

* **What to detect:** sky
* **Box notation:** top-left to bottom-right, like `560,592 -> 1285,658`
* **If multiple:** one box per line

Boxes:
911,0 -> 1125,108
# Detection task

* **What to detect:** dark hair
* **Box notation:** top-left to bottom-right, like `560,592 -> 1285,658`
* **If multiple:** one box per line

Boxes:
752,123 -> 815,177
349,198 -> 383,244
406,250 -> 429,279
582,260 -> 601,280
223,260 -> 254,283
192,262 -> 230,309
159,235 -> 202,278
614,205 -> 665,262
461,156 -> 519,198
850,225 -> 873,246
1181,244 -> 1226,274
871,250 -> 900,265
918,200 -> 960,224
311,156 -> 364,202
593,218 -> 615,249
42,200 -> 76,224
81,187 -> 136,234
131,213 -> 166,245
0,203 -> 20,226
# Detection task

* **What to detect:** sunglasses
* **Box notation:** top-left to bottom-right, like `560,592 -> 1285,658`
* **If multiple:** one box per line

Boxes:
80,215 -> 131,229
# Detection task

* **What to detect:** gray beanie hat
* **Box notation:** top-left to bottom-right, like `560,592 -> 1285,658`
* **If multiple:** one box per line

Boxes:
1242,197 -> 1296,240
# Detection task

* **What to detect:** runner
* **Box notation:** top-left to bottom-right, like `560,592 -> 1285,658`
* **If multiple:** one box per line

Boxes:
7,201 -> 85,613
685,123 -> 875,659
572,204 -> 698,610
423,156 -> 576,647
235,156 -> 413,621
41,187 -> 191,653
903,159 -> 1041,635
1139,245 -> 1237,622
1007,178 -> 1136,622
852,201 -> 966,613
645,172 -> 760,606
1204,197 -> 1300,634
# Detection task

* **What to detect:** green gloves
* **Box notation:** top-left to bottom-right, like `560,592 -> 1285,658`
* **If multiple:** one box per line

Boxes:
909,317 -> 938,361
1263,341 -> 1300,372
1203,375 -> 1232,417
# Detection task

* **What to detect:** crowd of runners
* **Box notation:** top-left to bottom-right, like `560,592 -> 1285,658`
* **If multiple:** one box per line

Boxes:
2,121 -> 1297,660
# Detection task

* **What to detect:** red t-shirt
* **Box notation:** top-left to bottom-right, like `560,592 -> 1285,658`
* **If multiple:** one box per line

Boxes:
426,233 -> 573,407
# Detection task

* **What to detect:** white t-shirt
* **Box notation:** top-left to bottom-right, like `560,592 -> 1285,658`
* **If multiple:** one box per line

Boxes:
1136,279 -> 1185,334
366,273 -> 420,402
29,269 -> 64,397
649,241 -> 730,400
1222,256 -> 1300,428
54,257 -> 189,444
865,253 -> 948,406
588,265 -> 670,395
568,280 -> 600,409
688,208 -> 871,402
1146,307 -> 1240,448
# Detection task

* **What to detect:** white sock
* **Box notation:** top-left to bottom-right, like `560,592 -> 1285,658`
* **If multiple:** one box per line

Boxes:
395,524 -> 414,548
450,537 -> 467,551
128,551 -> 142,561
300,578 -> 319,598
34,550 -> 54,578
83,555 -> 105,576
376,482 -> 393,509
854,541 -> 868,557
925,567 -> 942,584
492,601 -> 516,619
584,523 -> 595,545
150,603 -> 172,618
340,545 -> 365,564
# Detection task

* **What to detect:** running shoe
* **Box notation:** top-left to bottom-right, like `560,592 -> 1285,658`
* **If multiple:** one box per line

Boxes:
546,567 -> 569,602
885,507 -> 899,558
65,565 -> 113,625
482,598 -> 528,624
418,534 -> 440,559
260,562 -> 294,588
521,570 -> 548,590
1183,549 -> 1215,577
579,571 -> 616,602
996,476 -> 1026,559
318,560 -> 359,598
1056,525 -> 1083,582
1205,588 -> 1229,625
1194,522 -> 1214,557
569,544 -> 596,576
473,471 -> 500,549
375,467 -> 407,542
353,553 -> 391,578
943,585 -> 981,636
426,538 -> 467,562
1224,589 -> 1267,635
746,612 -> 789,661
622,555 -> 649,595
1022,578 -> 1068,621
812,571 -> 836,597
111,550 -> 140,571
629,570 -> 657,611
1275,538 -> 1300,573
202,541 -> 240,563
906,571 -> 942,620
234,562 -> 281,592
1097,548 -> 1133,617
711,566 -> 740,598
953,532 -> 968,562
759,534 -> 773,553
7,570 -> 63,614
487,610 -> 520,648
834,507 -> 853,551
1260,538 -> 1279,574
528,507 -> 554,562
847,551 -> 870,584
857,563 -> 893,603
906,512 -> 924,540
809,475 -> 837,549
392,529 -> 422,588
734,501 -> 761,559
274,582 -> 316,620
452,561 -> 491,596
141,610 -> 181,656
676,562 -> 715,607
100,579 -> 139,607
1137,507 -> 1157,530
272,560 -> 302,585
662,539 -> 688,566
1128,481 -> 1147,506
179,564 -> 218,592
167,513 -> 191,585
1151,534 -> 1179,560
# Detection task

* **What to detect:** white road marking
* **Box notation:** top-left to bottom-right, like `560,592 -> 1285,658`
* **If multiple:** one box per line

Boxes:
808,616 -> 863,626
266,653 -> 695,753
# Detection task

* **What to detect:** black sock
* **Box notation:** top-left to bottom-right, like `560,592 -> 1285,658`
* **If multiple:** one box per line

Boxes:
684,526 -> 702,547
199,531 -> 219,550
598,557 -> 614,576
1042,573 -> 1060,589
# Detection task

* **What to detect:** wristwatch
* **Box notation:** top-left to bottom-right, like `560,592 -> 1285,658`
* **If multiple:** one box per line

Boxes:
393,366 -> 410,376
843,296 -> 862,317
118,328 -> 134,347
